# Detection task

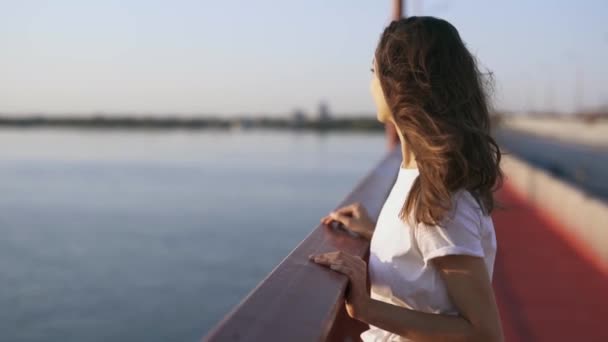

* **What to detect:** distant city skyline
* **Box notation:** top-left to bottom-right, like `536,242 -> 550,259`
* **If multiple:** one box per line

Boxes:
1,0 -> 607,116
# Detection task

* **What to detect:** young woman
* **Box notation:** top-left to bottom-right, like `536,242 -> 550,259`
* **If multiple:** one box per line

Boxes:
310,17 -> 504,341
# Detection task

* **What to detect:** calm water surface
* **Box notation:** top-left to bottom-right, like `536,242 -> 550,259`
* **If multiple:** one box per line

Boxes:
0,129 -> 385,342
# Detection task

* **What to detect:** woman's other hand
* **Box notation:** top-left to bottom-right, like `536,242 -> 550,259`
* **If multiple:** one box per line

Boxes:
320,202 -> 375,241
308,251 -> 370,320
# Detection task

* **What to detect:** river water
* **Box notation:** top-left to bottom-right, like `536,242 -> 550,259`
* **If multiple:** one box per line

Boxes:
0,128 -> 385,342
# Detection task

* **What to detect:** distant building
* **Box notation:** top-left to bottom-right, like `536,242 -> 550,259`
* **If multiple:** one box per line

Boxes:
318,101 -> 331,122
233,117 -> 254,129
291,108 -> 307,128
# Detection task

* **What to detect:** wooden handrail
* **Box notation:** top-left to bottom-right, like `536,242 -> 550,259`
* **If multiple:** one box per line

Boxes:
203,148 -> 402,341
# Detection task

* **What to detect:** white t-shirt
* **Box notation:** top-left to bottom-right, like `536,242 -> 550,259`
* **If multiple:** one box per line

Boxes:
360,166 -> 497,342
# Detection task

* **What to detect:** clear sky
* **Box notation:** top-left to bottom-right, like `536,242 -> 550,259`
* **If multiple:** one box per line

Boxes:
1,0 -> 606,117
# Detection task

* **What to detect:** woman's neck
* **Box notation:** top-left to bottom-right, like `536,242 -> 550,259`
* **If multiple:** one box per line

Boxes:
395,124 -> 418,169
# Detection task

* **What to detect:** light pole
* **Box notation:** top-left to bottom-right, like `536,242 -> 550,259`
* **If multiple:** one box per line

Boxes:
385,0 -> 404,150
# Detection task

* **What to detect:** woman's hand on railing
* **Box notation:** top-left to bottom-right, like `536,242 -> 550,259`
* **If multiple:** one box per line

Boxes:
320,203 -> 375,241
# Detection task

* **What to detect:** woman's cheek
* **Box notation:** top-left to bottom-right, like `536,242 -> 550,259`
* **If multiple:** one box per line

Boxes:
371,77 -> 392,123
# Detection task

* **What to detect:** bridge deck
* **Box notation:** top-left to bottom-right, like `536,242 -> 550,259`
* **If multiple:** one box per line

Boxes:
493,185 -> 608,341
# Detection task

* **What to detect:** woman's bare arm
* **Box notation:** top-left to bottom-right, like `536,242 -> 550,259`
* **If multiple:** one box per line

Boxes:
355,255 -> 504,342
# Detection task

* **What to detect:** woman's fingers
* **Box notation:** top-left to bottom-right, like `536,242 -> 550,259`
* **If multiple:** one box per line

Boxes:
329,212 -> 352,226
320,203 -> 365,227
334,204 -> 356,216
309,251 -> 357,278
309,251 -> 351,264
335,203 -> 365,217
309,251 -> 337,263
330,263 -> 354,277
320,215 -> 335,225
320,213 -> 349,227
309,253 -> 329,265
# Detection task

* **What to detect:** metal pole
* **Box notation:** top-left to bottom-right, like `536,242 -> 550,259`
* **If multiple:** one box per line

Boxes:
392,0 -> 404,20
385,0 -> 404,150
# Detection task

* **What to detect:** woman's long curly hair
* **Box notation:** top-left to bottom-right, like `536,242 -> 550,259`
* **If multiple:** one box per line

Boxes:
375,16 -> 502,226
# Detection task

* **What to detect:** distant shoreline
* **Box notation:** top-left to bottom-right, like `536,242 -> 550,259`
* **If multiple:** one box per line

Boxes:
0,115 -> 385,132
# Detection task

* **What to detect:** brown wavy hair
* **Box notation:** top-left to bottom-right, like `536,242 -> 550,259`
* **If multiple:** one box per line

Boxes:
374,16 -> 502,226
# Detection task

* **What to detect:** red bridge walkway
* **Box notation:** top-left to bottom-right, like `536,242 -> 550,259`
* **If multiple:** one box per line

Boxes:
492,185 -> 608,342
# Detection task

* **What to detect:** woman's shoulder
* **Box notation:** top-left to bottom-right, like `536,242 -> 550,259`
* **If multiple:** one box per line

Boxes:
413,189 -> 490,263
449,189 -> 494,236
451,189 -> 493,219
449,189 -> 484,218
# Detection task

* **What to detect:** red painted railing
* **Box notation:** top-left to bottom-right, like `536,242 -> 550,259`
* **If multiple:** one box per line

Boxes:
203,149 -> 402,341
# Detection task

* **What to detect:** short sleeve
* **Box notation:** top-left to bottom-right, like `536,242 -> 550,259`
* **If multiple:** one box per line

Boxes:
414,191 -> 484,263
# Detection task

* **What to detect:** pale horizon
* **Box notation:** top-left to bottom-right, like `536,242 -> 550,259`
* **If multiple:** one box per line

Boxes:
1,0 -> 607,117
